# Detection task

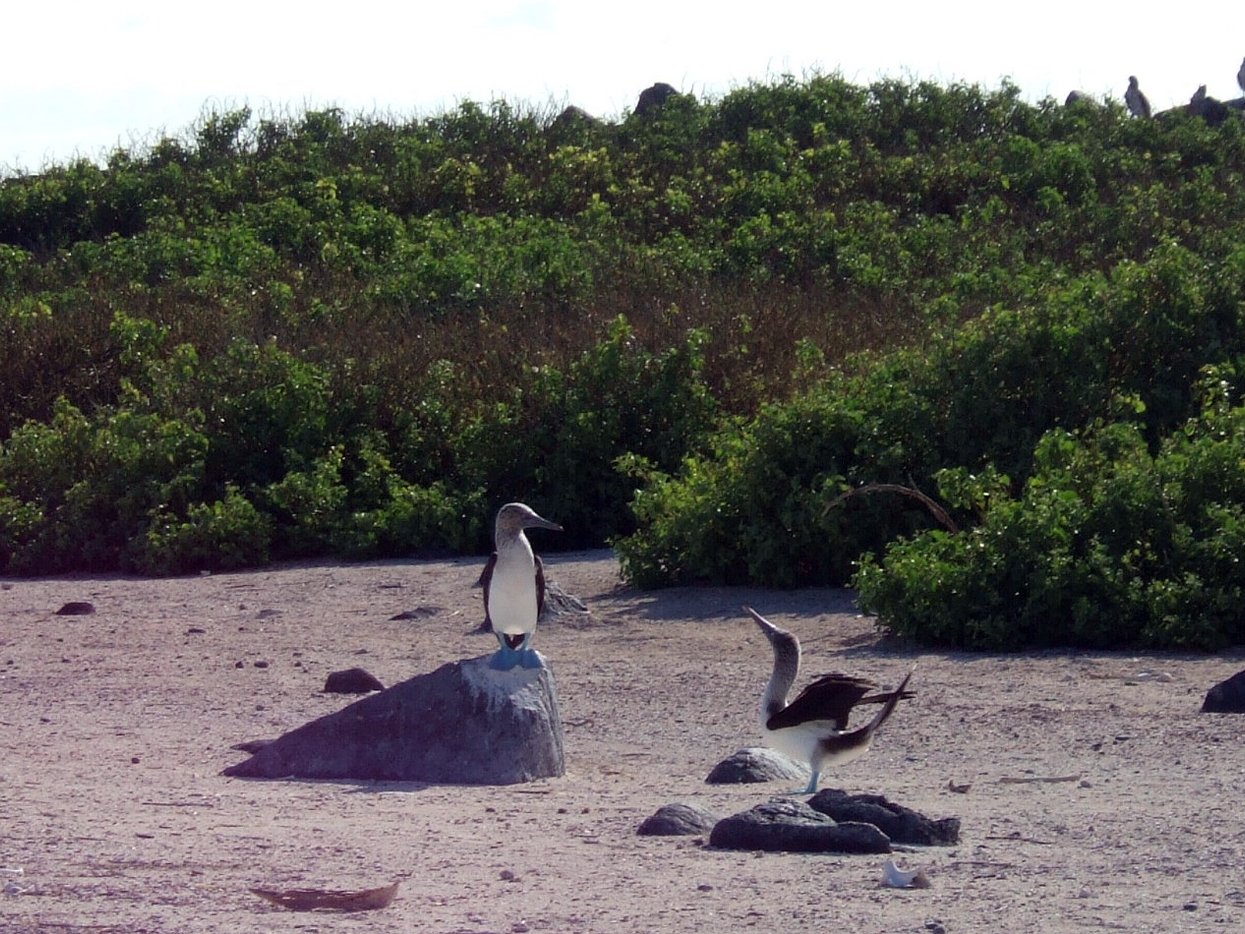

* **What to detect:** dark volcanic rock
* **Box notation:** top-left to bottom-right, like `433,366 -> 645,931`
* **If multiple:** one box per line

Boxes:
709,800 -> 891,854
1188,95 -> 1231,126
1202,669 -> 1245,712
705,747 -> 807,784
1064,90 -> 1101,107
55,601 -> 95,616
634,82 -> 678,116
808,788 -> 960,845
637,802 -> 718,836
223,655 -> 564,784
323,667 -> 385,694
549,105 -> 599,132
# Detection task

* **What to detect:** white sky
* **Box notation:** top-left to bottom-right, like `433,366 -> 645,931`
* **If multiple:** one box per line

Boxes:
3,1 -> 1243,173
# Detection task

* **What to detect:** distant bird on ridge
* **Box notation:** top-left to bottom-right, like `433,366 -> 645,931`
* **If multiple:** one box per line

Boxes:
1237,57 -> 1245,95
479,503 -> 563,670
744,606 -> 914,795
1125,76 -> 1152,118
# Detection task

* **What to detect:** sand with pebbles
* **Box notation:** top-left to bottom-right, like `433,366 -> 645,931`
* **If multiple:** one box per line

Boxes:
4,549 -> 1245,933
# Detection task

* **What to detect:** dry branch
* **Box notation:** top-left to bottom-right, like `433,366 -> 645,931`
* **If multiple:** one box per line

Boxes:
825,483 -> 959,532
250,881 -> 400,912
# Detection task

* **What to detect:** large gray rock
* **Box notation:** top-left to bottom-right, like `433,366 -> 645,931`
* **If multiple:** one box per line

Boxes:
223,655 -> 564,784
705,747 -> 807,784
808,788 -> 961,845
55,601 -> 95,615
548,105 -> 600,135
709,799 -> 892,854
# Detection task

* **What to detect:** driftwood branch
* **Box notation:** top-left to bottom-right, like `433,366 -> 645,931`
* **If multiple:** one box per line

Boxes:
825,483 -> 959,533
997,773 -> 1083,785
251,882 -> 399,912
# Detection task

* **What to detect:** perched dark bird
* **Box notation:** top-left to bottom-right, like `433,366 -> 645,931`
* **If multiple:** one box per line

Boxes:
1125,76 -> 1152,118
745,606 -> 914,794
479,503 -> 563,670
1237,57 -> 1245,95
1188,85 -> 1231,125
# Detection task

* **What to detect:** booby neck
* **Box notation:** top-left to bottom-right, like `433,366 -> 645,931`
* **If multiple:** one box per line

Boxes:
747,607 -> 801,722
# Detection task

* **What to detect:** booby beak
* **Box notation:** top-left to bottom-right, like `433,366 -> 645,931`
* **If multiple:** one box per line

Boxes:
523,513 -> 563,533
743,605 -> 783,641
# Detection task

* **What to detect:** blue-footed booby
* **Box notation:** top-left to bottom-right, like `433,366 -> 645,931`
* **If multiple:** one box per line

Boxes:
744,606 -> 914,795
480,503 -> 563,670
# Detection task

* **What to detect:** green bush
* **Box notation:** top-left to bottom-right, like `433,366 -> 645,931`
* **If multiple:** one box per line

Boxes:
452,317 -> 719,551
856,376 -> 1245,649
616,382 -> 933,587
0,398 -> 208,573
137,484 -> 273,575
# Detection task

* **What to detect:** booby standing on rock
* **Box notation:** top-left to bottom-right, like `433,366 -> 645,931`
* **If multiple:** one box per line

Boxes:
480,503 -> 563,670
744,606 -> 914,795
1125,76 -> 1151,118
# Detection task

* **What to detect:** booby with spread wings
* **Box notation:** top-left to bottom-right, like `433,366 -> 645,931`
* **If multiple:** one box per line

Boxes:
744,605 -> 914,794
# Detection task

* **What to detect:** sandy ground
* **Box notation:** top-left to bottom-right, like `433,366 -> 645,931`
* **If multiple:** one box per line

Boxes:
3,548 -> 1245,933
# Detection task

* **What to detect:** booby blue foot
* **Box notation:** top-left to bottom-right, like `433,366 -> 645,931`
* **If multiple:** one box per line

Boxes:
503,633 -> 542,669
489,637 -> 522,671
489,648 -> 521,671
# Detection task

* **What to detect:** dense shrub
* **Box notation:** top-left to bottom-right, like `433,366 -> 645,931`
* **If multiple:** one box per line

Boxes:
4,73 -> 1245,656
617,384 -> 933,587
856,370 -> 1245,649
449,317 -> 719,550
617,244 -> 1245,591
0,398 -> 209,573
0,310 -> 716,572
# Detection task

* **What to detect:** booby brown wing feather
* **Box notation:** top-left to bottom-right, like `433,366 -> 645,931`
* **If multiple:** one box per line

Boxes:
478,552 -> 498,630
534,554 -> 547,617
766,672 -> 879,732
816,668 -> 914,757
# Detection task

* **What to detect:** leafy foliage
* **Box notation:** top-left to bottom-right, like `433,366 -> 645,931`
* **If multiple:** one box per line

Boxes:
4,75 -> 1245,649
857,371 -> 1245,649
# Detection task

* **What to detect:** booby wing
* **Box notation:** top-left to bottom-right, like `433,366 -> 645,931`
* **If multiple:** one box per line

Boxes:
478,552 -> 498,630
765,672 -> 880,732
534,554 -> 548,617
816,669 -> 914,757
